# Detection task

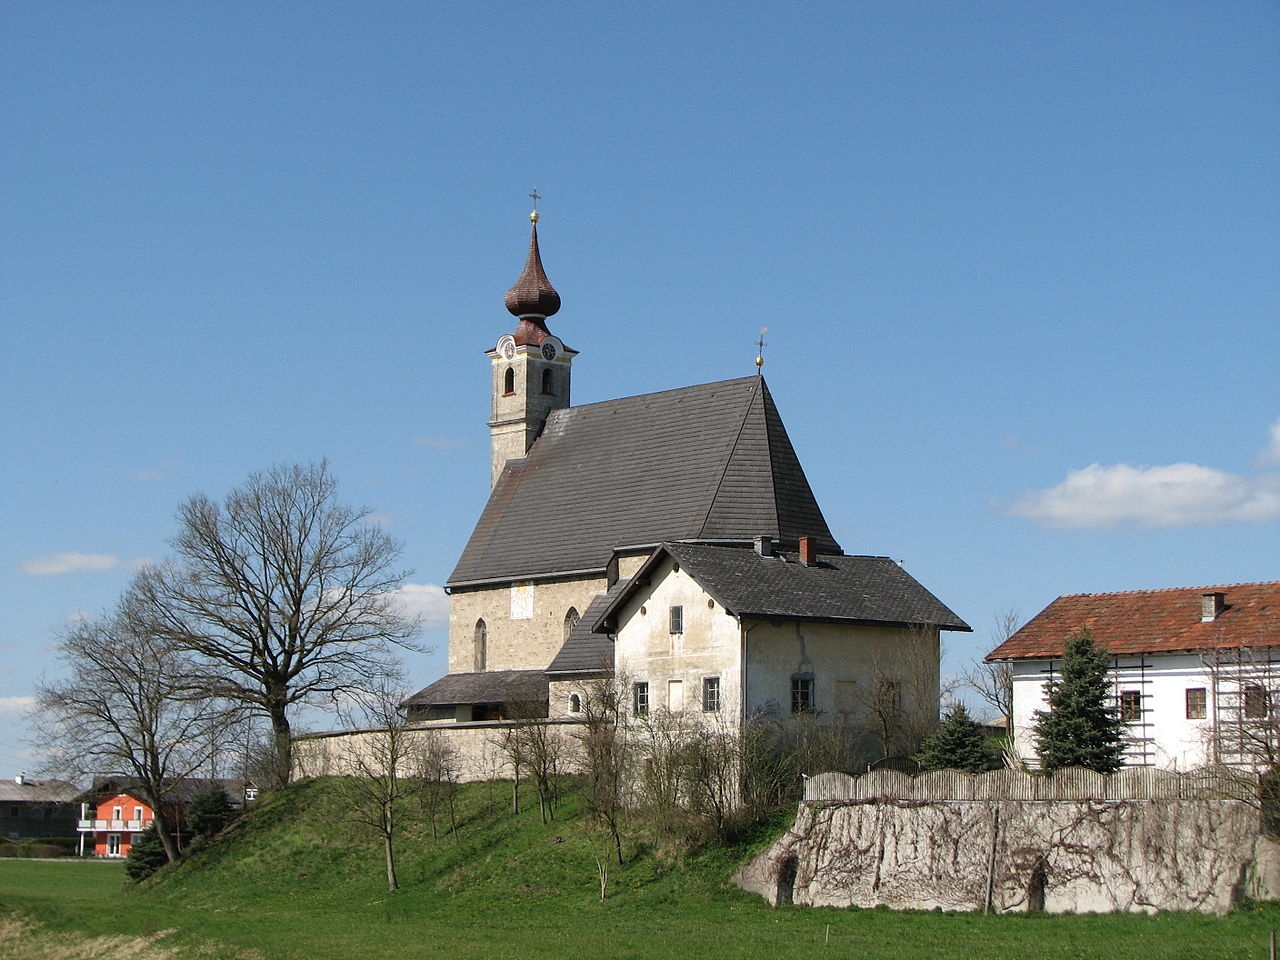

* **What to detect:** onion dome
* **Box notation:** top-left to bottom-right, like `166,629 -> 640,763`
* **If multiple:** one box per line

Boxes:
504,211 -> 560,343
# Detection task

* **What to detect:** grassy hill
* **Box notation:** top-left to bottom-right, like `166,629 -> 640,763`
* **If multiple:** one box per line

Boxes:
4,777 -> 1278,960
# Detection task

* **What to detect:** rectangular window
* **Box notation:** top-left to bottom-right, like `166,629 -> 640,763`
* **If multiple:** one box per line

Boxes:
1186,687 -> 1207,720
1245,684 -> 1269,719
669,605 -> 683,634
703,677 -> 721,712
633,681 -> 649,717
791,676 -> 815,715
134,807 -> 145,822
667,679 -> 684,711
112,806 -> 123,822
1120,690 -> 1142,721
107,834 -> 121,857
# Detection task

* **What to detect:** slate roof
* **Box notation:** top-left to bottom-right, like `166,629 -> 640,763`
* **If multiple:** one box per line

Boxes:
987,582 -> 1280,660
86,777 -> 249,805
401,669 -> 550,707
596,543 -> 971,632
448,377 -> 841,587
0,778 -> 78,804
546,580 -> 630,676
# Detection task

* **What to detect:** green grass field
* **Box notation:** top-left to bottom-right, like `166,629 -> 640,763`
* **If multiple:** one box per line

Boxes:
3,778 -> 1278,959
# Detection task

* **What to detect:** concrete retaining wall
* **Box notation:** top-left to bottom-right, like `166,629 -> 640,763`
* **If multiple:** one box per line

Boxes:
735,796 -> 1280,914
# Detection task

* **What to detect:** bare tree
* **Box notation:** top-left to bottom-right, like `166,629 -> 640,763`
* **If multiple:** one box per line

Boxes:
572,678 -> 632,865
134,461 -> 421,787
857,623 -> 942,761
332,673 -> 420,891
33,588 -> 237,863
964,608 -> 1020,734
417,730 -> 461,841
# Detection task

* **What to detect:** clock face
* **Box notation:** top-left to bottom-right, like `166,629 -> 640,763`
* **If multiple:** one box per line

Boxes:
497,336 -> 516,360
541,341 -> 558,361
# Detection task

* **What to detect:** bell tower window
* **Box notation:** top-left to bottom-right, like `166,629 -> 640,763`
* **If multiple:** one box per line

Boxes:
541,368 -> 555,395
474,619 -> 488,672
503,368 -> 515,396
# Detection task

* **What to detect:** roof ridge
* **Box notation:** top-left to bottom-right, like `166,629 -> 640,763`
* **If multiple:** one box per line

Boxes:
1057,581 -> 1280,599
553,375 -> 759,415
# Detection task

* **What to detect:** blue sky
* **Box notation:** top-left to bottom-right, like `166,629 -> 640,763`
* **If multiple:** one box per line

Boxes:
2,1 -> 1277,776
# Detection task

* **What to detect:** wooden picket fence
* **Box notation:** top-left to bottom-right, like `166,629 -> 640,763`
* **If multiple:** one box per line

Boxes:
803,766 -> 1251,803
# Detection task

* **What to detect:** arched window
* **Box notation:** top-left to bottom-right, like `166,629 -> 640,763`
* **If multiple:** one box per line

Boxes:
541,368 -> 554,395
569,693 -> 582,714
503,368 -> 515,395
1244,684 -> 1268,719
564,607 -> 580,640
474,619 -> 487,672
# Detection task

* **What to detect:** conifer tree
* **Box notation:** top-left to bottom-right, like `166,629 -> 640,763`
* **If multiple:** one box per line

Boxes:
187,786 -> 235,840
914,703 -> 998,773
124,825 -> 171,882
1032,629 -> 1126,773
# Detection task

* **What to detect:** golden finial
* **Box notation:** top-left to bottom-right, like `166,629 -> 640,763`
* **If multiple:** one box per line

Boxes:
529,188 -> 542,223
755,327 -> 768,374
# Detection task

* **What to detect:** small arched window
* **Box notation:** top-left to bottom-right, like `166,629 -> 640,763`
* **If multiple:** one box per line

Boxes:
569,693 -> 582,714
541,368 -> 554,395
564,607 -> 580,640
503,368 -> 515,395
474,619 -> 488,672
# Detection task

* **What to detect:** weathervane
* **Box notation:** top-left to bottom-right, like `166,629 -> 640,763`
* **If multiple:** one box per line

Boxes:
529,188 -> 542,223
755,327 -> 768,375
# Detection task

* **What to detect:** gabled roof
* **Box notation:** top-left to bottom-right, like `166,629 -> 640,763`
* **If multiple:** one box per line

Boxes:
401,669 -> 549,708
596,543 -> 971,632
0,778 -> 78,804
546,579 -> 630,676
986,581 -> 1280,660
447,377 -> 841,587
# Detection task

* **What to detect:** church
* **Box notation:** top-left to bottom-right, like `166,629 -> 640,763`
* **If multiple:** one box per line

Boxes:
401,211 -> 969,749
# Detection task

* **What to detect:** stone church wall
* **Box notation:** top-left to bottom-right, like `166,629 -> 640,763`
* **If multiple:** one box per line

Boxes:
735,785 -> 1280,914
448,575 -> 608,674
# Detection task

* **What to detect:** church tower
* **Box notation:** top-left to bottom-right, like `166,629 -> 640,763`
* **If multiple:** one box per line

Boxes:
486,209 -> 576,487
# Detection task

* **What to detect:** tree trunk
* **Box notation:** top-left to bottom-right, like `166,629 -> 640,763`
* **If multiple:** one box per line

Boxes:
267,697 -> 293,789
150,805 -> 182,863
384,833 -> 398,891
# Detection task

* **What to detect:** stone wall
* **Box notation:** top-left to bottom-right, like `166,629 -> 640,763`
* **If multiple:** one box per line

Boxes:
735,793 -> 1280,914
295,719 -> 587,783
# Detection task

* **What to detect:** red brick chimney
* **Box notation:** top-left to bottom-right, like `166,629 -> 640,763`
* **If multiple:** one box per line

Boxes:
798,536 -> 815,566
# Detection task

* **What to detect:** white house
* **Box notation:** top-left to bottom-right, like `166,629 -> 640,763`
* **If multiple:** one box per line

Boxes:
987,582 -> 1280,770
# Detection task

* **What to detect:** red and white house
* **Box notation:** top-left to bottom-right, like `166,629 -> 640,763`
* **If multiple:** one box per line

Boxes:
77,778 -> 252,857
988,581 -> 1280,771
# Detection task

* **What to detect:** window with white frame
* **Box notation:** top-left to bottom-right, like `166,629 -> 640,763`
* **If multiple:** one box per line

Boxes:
669,605 -> 683,634
633,681 -> 649,717
791,675 -> 815,714
702,677 -> 721,712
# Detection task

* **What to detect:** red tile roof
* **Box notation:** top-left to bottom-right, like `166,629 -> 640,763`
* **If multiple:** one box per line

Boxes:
987,581 -> 1280,660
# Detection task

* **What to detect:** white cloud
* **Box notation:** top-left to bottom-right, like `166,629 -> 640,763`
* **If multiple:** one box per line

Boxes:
20,553 -> 146,576
386,583 -> 450,627
0,696 -> 35,716
1010,462 -> 1280,528
367,511 -> 397,528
